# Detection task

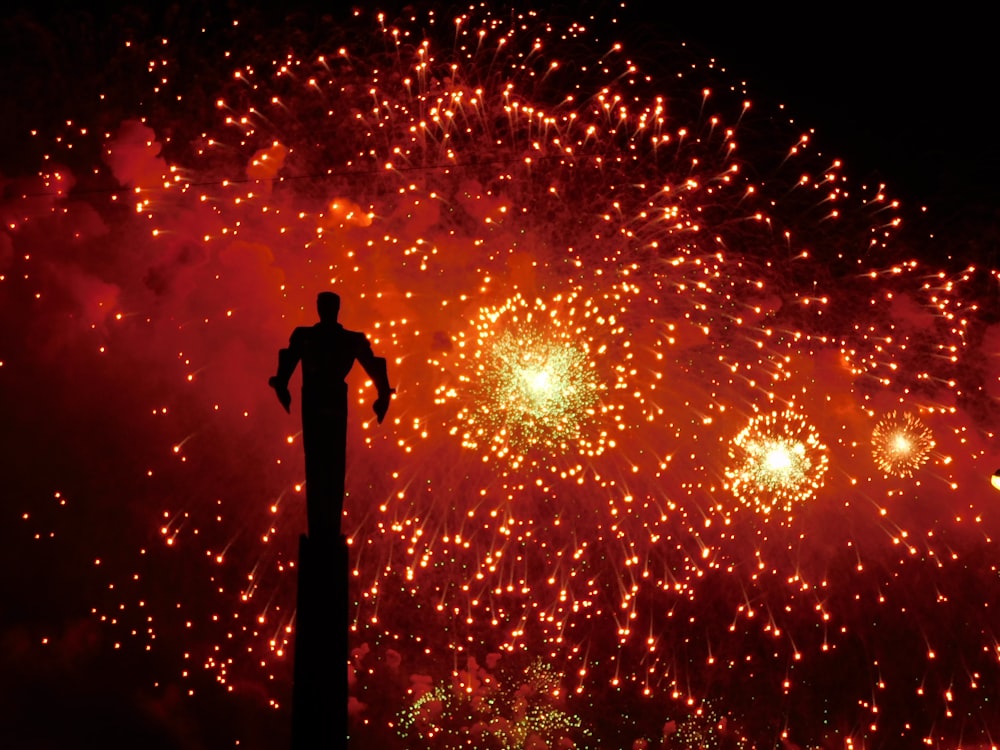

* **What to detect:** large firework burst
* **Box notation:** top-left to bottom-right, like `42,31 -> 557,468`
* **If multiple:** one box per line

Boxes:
436,291 -> 622,469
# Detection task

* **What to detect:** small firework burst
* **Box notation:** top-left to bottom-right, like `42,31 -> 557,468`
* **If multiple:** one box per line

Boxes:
665,701 -> 749,749
725,409 -> 829,515
396,657 -> 584,750
872,411 -> 934,477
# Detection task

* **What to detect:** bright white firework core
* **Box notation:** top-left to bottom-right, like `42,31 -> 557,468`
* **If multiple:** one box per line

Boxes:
891,433 -> 911,454
525,367 -> 552,395
764,444 -> 794,473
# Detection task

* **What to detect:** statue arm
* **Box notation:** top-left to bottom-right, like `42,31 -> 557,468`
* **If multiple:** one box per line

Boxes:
268,330 -> 304,413
356,336 -> 394,424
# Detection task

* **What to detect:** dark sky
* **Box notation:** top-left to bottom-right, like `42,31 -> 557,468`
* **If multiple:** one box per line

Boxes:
658,5 -> 997,224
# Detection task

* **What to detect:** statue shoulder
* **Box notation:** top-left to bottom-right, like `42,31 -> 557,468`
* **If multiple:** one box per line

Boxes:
288,326 -> 313,347
348,328 -> 373,350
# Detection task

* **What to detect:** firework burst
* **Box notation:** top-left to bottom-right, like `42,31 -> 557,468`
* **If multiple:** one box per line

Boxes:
724,409 -> 829,516
871,410 -> 935,477
435,291 -> 624,470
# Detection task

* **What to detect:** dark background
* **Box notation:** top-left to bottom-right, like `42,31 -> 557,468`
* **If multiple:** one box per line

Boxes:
661,4 -> 998,249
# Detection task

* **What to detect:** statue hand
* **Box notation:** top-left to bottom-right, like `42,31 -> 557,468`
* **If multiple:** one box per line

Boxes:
269,376 -> 292,413
373,389 -> 395,424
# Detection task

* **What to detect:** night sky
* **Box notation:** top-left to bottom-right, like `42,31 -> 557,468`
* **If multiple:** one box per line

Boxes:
2,3 -> 998,749
665,5 -> 1000,256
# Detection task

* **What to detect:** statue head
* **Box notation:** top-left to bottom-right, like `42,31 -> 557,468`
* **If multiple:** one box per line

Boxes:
317,291 -> 341,323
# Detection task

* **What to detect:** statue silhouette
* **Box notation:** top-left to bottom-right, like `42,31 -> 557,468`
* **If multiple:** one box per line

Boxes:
269,291 -> 393,540
269,291 -> 393,749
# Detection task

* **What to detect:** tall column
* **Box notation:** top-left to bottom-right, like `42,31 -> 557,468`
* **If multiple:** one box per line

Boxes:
292,382 -> 350,749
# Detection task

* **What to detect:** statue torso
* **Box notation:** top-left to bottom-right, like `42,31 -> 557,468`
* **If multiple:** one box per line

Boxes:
292,322 -> 370,388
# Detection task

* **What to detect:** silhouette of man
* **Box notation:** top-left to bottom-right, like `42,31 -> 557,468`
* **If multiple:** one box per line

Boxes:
269,291 -> 393,539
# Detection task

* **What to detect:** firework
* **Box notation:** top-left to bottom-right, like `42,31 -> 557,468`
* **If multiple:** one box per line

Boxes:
871,410 -> 934,477
4,5 -> 1000,750
435,291 -> 624,470
664,701 -> 750,750
724,409 -> 829,515
394,657 -> 585,749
